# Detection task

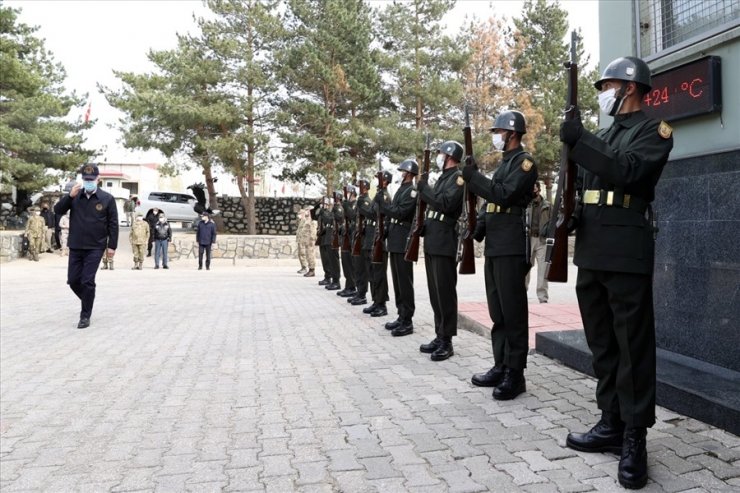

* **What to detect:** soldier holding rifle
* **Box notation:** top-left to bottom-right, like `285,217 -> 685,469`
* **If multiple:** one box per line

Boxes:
363,171 -> 391,318
559,56 -> 673,489
317,197 -> 336,287
416,141 -> 465,362
348,180 -> 371,306
337,186 -> 358,298
376,160 -> 418,337
462,110 -> 537,400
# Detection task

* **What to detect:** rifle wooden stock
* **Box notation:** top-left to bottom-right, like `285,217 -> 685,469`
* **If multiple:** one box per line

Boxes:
545,32 -> 578,283
352,185 -> 366,256
405,137 -> 431,263
459,108 -> 476,275
341,186 -> 351,252
371,171 -> 385,263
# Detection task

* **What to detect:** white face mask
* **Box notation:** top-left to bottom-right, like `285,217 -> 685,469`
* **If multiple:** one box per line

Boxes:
598,87 -> 621,115
435,154 -> 445,170
492,133 -> 506,151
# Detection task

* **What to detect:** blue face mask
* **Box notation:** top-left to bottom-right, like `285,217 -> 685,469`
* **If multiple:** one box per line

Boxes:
83,180 -> 97,193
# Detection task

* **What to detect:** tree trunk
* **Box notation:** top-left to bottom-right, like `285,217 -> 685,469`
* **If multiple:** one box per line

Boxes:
203,165 -> 224,232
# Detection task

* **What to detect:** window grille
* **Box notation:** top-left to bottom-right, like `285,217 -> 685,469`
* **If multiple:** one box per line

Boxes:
636,0 -> 740,57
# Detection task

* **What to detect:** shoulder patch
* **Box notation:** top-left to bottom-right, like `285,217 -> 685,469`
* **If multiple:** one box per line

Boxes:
456,176 -> 465,186
410,190 -> 417,198
521,158 -> 534,172
658,121 -> 673,139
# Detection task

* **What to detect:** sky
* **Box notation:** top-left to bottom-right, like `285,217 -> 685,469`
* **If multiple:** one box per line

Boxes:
7,0 -> 600,178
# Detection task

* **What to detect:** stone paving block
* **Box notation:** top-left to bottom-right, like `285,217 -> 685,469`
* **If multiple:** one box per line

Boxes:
581,476 -> 626,492
294,460 -> 329,485
1,466 -> 59,491
539,469 -> 594,492
359,456 -> 403,480
495,461 -> 548,486
690,453 -> 740,480
399,464 -> 441,487
110,466 -> 157,492
296,484 -> 334,493
332,470 -> 374,492
653,449 -> 703,475
648,462 -> 699,492
693,439 -> 740,463
188,460 -> 228,483
436,467 -> 487,493
226,448 -> 261,469
185,480 -> 229,491
407,433 -> 447,453
653,436 -> 707,458
264,476 -> 297,492
550,456 -> 606,481
515,450 -> 563,472
327,449 -> 364,472
259,437 -> 290,457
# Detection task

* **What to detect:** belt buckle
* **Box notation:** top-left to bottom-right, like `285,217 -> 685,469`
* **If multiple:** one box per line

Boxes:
439,213 -> 445,221
583,190 -> 599,205
623,195 -> 631,208
606,191 -> 614,206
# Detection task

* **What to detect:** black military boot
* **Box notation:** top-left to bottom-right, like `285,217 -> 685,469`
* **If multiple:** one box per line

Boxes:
419,337 -> 441,354
385,318 -> 402,331
350,296 -> 367,306
619,427 -> 648,489
370,304 -> 387,317
362,303 -> 378,314
340,289 -> 356,298
318,278 -> 330,286
471,365 -> 505,387
391,320 -> 413,337
325,282 -> 340,290
566,411 -> 624,454
431,337 -> 454,361
493,367 -> 526,400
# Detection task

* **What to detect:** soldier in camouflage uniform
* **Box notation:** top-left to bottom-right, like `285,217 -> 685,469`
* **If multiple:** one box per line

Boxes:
100,241 -> 115,270
296,205 -> 317,276
25,206 -> 46,261
129,213 -> 150,270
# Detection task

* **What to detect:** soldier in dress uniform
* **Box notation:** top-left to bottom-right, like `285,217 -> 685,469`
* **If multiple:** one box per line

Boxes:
559,56 -> 674,490
361,171 -> 391,317
318,197 -> 341,289
463,110 -> 538,400
54,164 -> 119,329
337,186 -> 358,298
329,191 -> 347,292
129,213 -> 150,270
348,180 -> 371,306
417,141 -> 465,361
25,206 -> 46,261
316,197 -> 333,286
376,159 -> 418,336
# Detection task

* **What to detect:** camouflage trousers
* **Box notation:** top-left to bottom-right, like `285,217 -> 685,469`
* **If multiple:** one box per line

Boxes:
297,240 -> 316,270
132,244 -> 146,263
27,235 -> 43,260
101,250 -> 114,267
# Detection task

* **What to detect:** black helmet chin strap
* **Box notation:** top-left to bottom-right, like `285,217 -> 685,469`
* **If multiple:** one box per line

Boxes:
609,84 -> 628,116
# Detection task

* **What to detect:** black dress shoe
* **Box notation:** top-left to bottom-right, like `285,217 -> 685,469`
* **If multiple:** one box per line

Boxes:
420,337 -> 441,353
493,367 -> 526,400
339,289 -> 356,298
77,318 -> 90,329
565,411 -> 625,454
431,339 -> 454,361
325,283 -> 340,290
362,303 -> 378,314
318,279 -> 331,286
391,322 -> 413,337
351,297 -> 367,306
385,318 -> 402,330
370,305 -> 387,317
471,366 -> 505,387
618,428 -> 648,489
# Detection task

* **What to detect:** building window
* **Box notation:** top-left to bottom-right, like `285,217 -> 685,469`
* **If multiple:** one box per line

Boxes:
637,0 -> 740,58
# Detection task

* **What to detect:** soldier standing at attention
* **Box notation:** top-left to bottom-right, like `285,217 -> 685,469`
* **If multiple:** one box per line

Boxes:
25,206 -> 46,261
463,110 -> 537,400
559,56 -> 673,489
54,164 -> 119,329
348,180 -> 371,306
337,186 -> 358,298
417,141 -> 465,361
327,191 -> 345,292
362,171 -> 391,318
296,205 -> 316,276
377,160 -> 418,336
130,213 -> 149,270
318,197 -> 340,289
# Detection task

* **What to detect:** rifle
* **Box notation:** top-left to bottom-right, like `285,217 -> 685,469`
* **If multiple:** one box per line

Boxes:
458,104 -> 477,275
545,31 -> 578,283
315,200 -> 325,246
404,133 -> 430,262
341,185 -> 352,252
331,192 -> 341,250
371,159 -> 385,264
351,181 -> 367,256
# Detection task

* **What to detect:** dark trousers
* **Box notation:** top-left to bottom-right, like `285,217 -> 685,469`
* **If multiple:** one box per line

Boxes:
369,250 -> 389,304
484,256 -> 530,370
198,244 -> 212,268
352,253 -> 366,296
329,247 -> 341,284
68,248 -> 105,319
576,268 -> 656,428
389,252 -> 414,322
340,249 -> 355,290
319,244 -> 331,280
425,254 -> 457,337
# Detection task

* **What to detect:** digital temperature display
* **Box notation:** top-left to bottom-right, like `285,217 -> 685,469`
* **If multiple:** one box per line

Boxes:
642,56 -> 722,122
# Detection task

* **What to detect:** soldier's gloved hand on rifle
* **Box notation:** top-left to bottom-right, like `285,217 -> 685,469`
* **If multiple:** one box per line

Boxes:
461,156 -> 477,181
417,173 -> 429,191
559,106 -> 583,145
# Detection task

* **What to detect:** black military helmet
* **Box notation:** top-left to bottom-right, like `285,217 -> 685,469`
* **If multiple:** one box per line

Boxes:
382,171 -> 393,183
356,178 -> 370,190
397,159 -> 419,175
595,56 -> 652,92
491,110 -> 527,134
346,185 -> 358,196
437,141 -> 464,162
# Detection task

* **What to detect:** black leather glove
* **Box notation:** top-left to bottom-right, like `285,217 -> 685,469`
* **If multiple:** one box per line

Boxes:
462,156 -> 477,182
417,178 -> 428,192
559,108 -> 583,145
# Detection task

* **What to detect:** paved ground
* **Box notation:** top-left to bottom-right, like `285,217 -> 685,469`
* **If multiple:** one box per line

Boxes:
1,236 -> 739,492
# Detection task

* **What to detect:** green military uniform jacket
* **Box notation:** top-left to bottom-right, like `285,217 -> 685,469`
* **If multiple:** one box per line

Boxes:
379,182 -> 416,254
418,167 -> 464,258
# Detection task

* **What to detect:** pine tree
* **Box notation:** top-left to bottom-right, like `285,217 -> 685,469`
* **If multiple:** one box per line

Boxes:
0,6 -> 92,198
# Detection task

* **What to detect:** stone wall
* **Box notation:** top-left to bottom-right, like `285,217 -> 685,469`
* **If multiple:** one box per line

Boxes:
0,232 -> 24,263
219,196 -> 318,235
